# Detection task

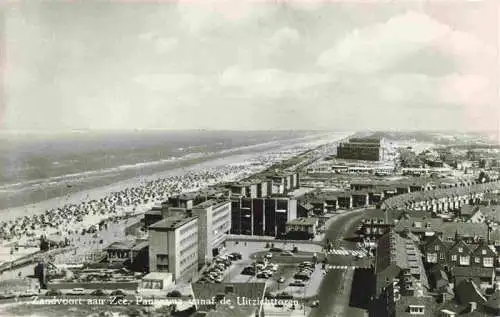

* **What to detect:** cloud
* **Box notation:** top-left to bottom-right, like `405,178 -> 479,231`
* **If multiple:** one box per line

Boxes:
219,66 -> 330,97
438,74 -> 495,106
269,27 -> 301,47
138,32 -> 179,54
133,74 -> 200,91
317,11 -> 452,73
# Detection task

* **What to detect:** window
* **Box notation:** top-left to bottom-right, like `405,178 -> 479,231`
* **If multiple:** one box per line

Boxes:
483,257 -> 494,267
409,305 -> 425,315
440,253 -> 445,260
482,249 -> 487,255
157,254 -> 168,264
451,255 -> 457,261
475,257 -> 480,263
157,264 -> 168,272
459,256 -> 470,266
458,247 -> 463,253
434,245 -> 440,251
427,253 -> 438,263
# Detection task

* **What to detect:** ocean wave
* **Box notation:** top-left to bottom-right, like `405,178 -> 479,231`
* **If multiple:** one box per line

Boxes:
0,152 -> 209,191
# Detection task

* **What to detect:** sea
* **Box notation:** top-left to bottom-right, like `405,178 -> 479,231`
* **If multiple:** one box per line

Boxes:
0,130 -> 316,210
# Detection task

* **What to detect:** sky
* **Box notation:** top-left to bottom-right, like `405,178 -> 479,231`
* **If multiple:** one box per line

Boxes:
0,0 -> 499,132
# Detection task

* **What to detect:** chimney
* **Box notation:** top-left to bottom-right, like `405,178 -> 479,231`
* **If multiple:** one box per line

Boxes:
468,302 -> 477,313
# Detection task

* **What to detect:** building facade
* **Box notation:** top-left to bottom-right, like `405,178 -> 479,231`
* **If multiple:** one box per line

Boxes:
148,216 -> 199,282
192,199 -> 231,266
337,137 -> 389,161
230,196 -> 297,238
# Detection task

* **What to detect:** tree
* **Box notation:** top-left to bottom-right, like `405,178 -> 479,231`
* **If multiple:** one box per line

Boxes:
478,171 -> 490,183
167,290 -> 182,298
40,237 -> 49,252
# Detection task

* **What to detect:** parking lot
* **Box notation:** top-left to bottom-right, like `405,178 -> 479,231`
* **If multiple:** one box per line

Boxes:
218,241 -> 326,299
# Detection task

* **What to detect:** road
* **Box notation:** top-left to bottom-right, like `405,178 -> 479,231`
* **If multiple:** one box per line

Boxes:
309,209 -> 380,317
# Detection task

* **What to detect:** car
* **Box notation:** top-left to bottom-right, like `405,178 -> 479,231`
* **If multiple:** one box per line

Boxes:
289,281 -> 305,287
214,277 -> 223,283
110,289 -> 126,296
90,289 -> 107,296
265,253 -> 273,259
0,292 -> 15,299
241,267 -> 256,275
311,300 -> 320,308
68,288 -> 86,295
45,289 -> 62,296
255,263 -> 265,270
275,292 -> 293,300
277,277 -> 285,283
230,252 -> 242,260
256,272 -> 269,279
281,251 -> 294,256
269,247 -> 283,252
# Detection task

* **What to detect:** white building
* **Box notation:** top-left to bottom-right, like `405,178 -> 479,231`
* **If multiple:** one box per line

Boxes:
149,216 -> 199,283
138,272 -> 174,296
192,199 -> 231,265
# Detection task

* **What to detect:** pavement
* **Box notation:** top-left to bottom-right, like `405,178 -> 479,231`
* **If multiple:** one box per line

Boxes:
309,208 -> 379,317
223,242 -> 324,299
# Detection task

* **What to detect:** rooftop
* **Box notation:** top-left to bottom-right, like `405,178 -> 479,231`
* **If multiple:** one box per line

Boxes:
149,216 -> 198,231
193,198 -> 230,209
142,272 -> 173,281
286,217 -> 319,226
104,240 -> 137,251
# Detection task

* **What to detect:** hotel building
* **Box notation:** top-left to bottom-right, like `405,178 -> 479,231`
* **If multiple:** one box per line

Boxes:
337,137 -> 392,161
148,216 -> 199,283
192,199 -> 232,266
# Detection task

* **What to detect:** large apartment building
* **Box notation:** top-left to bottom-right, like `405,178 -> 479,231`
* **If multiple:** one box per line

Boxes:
230,196 -> 297,238
192,199 -> 232,266
148,216 -> 199,283
337,137 -> 391,161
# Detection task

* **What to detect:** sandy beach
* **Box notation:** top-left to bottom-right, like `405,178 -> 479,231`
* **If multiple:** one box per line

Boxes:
0,132 -> 351,252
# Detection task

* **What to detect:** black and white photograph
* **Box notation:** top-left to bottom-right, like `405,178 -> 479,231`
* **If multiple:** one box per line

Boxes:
0,0 -> 499,316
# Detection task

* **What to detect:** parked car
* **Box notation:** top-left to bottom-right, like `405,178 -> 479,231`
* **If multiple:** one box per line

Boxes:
256,272 -> 270,279
270,247 -> 283,252
111,289 -> 126,296
45,289 -> 62,296
265,253 -> 273,259
275,292 -> 293,300
68,288 -> 86,295
90,289 -> 107,296
311,300 -> 320,307
242,267 -> 256,275
230,252 -> 242,260
277,277 -> 285,283
281,251 -> 294,256
289,281 -> 305,287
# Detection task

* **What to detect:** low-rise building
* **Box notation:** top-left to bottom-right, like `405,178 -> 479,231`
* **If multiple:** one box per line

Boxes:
285,217 -> 319,240
138,272 -> 174,296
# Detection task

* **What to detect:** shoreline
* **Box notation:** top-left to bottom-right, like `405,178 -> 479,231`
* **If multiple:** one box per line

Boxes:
0,132 -> 351,250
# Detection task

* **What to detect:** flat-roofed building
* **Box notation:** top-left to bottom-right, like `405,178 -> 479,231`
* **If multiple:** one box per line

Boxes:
192,199 -> 231,266
285,217 -> 319,240
337,137 -> 389,161
149,216 -> 199,283
230,196 -> 297,238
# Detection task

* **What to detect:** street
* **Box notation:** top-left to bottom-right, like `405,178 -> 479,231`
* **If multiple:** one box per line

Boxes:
310,208 -> 380,317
